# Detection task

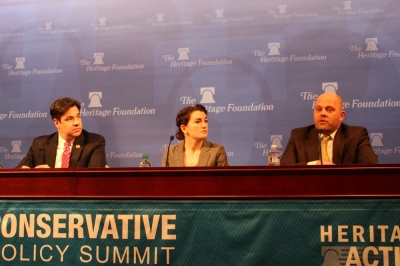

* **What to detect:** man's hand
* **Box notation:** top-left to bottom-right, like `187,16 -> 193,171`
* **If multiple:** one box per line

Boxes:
34,164 -> 51,168
316,160 -> 335,165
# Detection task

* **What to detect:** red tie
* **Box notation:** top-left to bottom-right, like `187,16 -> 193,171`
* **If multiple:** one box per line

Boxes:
61,141 -> 71,168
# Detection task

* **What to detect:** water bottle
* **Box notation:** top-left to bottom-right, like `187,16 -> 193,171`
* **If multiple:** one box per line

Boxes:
139,154 -> 152,167
268,145 -> 281,166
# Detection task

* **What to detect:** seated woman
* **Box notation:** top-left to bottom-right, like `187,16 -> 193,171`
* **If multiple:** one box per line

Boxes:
162,104 -> 229,167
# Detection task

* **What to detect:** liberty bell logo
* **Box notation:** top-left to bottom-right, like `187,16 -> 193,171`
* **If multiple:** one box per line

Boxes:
200,87 -> 216,104
98,18 -> 106,26
270,135 -> 283,148
268,43 -> 280,56
278,5 -> 287,14
216,9 -> 224,18
365,38 -> 378,51
322,82 -> 338,94
156,14 -> 164,22
177,48 -> 189,60
93,53 -> 104,65
11,141 -> 22,153
370,133 -> 384,147
15,58 -> 25,69
88,92 -> 103,108
343,1 -> 352,10
45,22 -> 52,30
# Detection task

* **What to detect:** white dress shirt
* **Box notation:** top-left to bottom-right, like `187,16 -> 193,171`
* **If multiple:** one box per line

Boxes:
54,136 -> 75,168
307,130 -> 337,165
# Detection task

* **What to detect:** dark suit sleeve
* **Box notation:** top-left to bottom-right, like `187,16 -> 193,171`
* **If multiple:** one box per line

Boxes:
15,140 -> 36,168
15,136 -> 47,168
355,127 -> 378,164
85,135 -> 107,168
280,130 -> 308,165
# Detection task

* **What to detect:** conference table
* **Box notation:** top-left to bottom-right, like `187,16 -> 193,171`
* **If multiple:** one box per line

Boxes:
0,165 -> 399,265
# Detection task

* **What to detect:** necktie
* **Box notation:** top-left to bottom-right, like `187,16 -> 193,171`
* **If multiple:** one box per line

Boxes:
61,141 -> 71,168
321,135 -> 331,162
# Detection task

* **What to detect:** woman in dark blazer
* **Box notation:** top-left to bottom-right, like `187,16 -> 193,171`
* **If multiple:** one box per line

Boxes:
162,104 -> 229,167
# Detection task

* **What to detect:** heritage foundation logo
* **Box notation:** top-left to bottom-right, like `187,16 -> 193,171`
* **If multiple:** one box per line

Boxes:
349,37 -> 400,60
163,47 -> 233,68
370,133 -> 394,156
147,13 -> 193,27
253,42 -> 326,64
204,9 -> 254,23
300,83 -> 400,109
90,17 -> 134,30
80,52 -> 144,72
268,4 -> 318,19
179,87 -> 274,114
36,21 -> 78,35
332,1 -> 384,15
2,57 -> 62,76
3,141 -> 24,160
80,92 -> 155,118
254,135 -> 283,156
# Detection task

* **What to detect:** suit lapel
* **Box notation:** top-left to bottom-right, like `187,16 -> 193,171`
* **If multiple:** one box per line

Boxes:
70,132 -> 85,167
172,141 -> 185,167
305,128 -> 320,162
197,139 -> 211,166
45,134 -> 58,168
332,126 -> 346,164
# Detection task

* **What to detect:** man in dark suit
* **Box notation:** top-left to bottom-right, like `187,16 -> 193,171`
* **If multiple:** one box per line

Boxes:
17,97 -> 107,168
280,93 -> 378,165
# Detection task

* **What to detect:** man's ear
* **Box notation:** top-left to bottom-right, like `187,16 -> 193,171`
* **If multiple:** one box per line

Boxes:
53,119 -> 60,129
340,110 -> 346,122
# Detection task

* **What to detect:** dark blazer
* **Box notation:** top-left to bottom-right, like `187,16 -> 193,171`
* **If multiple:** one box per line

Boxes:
280,123 -> 378,165
162,139 -> 229,167
16,129 -> 107,168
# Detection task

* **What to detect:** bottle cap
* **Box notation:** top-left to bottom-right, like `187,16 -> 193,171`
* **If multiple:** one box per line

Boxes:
271,145 -> 277,149
142,154 -> 148,159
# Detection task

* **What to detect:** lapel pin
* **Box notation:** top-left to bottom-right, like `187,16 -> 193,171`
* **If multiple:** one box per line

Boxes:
76,144 -> 81,149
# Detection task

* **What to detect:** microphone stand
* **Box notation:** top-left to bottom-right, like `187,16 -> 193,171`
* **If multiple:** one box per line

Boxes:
166,136 -> 174,167
318,129 -> 323,165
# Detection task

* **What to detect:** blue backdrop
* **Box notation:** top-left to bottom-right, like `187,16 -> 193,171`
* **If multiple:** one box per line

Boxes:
0,0 -> 399,167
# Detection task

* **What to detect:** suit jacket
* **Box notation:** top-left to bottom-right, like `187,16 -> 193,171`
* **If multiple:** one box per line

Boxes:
280,123 -> 378,165
162,139 -> 229,167
16,129 -> 107,168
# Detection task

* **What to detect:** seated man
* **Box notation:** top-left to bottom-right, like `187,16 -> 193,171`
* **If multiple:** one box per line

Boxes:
16,97 -> 107,168
280,93 -> 378,165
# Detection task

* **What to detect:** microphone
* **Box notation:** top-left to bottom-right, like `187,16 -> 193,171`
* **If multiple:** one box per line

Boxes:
318,129 -> 323,165
166,135 -> 174,167
17,147 -> 43,168
0,161 -> 3,169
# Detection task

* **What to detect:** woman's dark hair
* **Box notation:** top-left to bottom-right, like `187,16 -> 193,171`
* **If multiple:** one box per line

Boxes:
175,104 -> 207,140
50,97 -> 81,121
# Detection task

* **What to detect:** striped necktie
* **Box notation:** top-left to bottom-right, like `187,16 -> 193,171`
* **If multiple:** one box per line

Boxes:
61,141 -> 71,168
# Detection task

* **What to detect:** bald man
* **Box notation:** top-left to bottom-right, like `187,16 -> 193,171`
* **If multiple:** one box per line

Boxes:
280,93 -> 378,165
